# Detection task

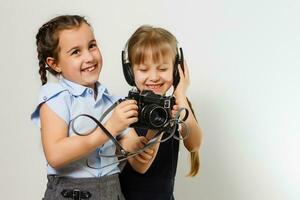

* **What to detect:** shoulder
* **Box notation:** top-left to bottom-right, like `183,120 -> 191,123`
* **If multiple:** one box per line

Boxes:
39,82 -> 70,103
31,82 -> 71,126
99,83 -> 124,103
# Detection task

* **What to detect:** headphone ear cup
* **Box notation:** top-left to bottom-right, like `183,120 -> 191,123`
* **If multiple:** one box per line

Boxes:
173,54 -> 180,89
173,48 -> 184,89
124,63 -> 135,86
122,51 -> 136,86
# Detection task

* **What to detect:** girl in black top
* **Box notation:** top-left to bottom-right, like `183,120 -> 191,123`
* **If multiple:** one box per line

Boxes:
119,25 -> 203,200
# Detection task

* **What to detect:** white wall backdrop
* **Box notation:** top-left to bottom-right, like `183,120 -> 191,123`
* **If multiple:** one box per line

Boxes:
0,0 -> 299,199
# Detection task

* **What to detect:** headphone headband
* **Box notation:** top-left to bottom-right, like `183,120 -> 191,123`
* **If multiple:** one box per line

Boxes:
121,47 -> 184,89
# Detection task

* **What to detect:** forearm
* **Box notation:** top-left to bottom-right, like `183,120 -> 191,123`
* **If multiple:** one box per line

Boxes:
43,126 -> 112,169
127,140 -> 160,173
40,100 -> 134,169
176,97 -> 203,152
121,129 -> 161,173
182,117 -> 202,152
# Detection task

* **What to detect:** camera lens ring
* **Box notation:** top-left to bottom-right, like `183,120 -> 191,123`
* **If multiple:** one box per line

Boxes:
143,104 -> 168,128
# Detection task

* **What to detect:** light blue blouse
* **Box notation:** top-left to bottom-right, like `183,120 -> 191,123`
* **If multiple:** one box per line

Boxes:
31,78 -> 127,178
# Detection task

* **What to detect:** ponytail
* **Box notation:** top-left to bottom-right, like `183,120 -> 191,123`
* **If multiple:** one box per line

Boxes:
186,98 -> 200,176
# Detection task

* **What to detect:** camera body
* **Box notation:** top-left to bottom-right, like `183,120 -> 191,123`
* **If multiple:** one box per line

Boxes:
127,89 -> 176,129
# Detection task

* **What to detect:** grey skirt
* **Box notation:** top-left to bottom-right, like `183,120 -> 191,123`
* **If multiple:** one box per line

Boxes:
43,174 -> 125,200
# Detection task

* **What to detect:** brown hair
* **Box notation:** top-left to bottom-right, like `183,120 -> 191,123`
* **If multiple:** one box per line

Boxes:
127,25 -> 200,176
35,15 -> 90,85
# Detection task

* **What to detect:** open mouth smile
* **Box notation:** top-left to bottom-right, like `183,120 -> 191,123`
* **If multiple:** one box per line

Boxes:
81,64 -> 96,72
145,84 -> 164,90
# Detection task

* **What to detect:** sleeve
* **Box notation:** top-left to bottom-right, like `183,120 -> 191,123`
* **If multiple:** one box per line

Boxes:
31,83 -> 70,127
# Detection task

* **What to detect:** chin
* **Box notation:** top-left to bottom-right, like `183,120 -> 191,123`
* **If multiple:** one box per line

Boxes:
84,78 -> 99,87
153,89 -> 165,95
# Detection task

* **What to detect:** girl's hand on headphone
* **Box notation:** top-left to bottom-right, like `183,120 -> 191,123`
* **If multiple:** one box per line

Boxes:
105,100 -> 138,136
174,60 -> 190,102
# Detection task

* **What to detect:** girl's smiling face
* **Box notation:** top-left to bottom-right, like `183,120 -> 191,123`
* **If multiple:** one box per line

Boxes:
48,23 -> 102,88
133,49 -> 174,95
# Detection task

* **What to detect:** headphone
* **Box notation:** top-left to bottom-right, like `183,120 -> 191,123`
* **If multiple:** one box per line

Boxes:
122,47 -> 184,90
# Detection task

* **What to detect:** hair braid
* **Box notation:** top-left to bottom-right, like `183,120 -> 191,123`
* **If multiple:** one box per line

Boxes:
38,58 -> 48,85
36,22 -> 55,85
35,15 -> 89,85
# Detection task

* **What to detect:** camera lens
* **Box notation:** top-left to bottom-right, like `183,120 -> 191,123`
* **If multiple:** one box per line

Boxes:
142,104 -> 168,128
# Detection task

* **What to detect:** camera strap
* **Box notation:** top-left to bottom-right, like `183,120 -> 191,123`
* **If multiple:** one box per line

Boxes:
70,99 -> 189,170
158,107 -> 190,142
70,98 -> 162,169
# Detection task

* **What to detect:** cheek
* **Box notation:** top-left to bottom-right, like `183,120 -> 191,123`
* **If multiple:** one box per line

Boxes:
162,71 -> 173,82
134,72 -> 146,84
162,72 -> 173,89
96,50 -> 103,63
64,57 -> 78,66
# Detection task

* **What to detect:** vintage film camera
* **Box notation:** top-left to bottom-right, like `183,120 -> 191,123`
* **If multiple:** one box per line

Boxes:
127,89 -> 176,129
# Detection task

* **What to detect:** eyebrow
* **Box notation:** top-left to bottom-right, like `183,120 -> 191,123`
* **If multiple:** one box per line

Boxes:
138,63 -> 170,68
66,39 -> 97,54
89,39 -> 97,44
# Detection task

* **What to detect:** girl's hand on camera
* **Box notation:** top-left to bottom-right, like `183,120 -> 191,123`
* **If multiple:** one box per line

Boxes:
133,136 -> 155,164
171,104 -> 179,118
105,100 -> 138,136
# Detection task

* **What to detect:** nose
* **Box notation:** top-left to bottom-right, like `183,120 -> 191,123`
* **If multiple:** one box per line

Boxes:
83,50 -> 94,63
149,70 -> 159,81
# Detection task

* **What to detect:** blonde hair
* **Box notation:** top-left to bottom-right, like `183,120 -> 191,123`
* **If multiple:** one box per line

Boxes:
127,25 -> 178,66
127,25 -> 200,176
188,151 -> 200,176
186,98 -> 200,176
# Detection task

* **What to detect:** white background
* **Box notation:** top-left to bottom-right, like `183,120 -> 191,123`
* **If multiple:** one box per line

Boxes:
0,0 -> 299,199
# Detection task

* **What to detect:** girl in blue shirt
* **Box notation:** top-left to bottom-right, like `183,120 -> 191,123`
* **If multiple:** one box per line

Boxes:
119,25 -> 203,200
32,15 -> 158,200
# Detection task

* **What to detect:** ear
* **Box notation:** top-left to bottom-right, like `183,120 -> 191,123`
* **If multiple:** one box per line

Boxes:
46,57 -> 61,73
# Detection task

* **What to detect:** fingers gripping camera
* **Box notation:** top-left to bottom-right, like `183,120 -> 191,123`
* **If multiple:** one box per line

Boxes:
126,89 -> 176,129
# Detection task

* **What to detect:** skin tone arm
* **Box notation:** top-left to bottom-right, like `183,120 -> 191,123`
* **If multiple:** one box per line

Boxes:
40,99 -> 138,169
172,61 -> 203,152
119,129 -> 162,174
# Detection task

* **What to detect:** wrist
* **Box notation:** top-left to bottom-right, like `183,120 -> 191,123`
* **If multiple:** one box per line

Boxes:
175,95 -> 188,106
104,121 -> 118,137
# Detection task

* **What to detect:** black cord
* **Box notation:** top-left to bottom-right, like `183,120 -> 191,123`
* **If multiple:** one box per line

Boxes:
70,100 -> 190,170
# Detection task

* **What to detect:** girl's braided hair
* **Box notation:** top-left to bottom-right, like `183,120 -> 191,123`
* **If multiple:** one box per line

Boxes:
35,15 -> 90,85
